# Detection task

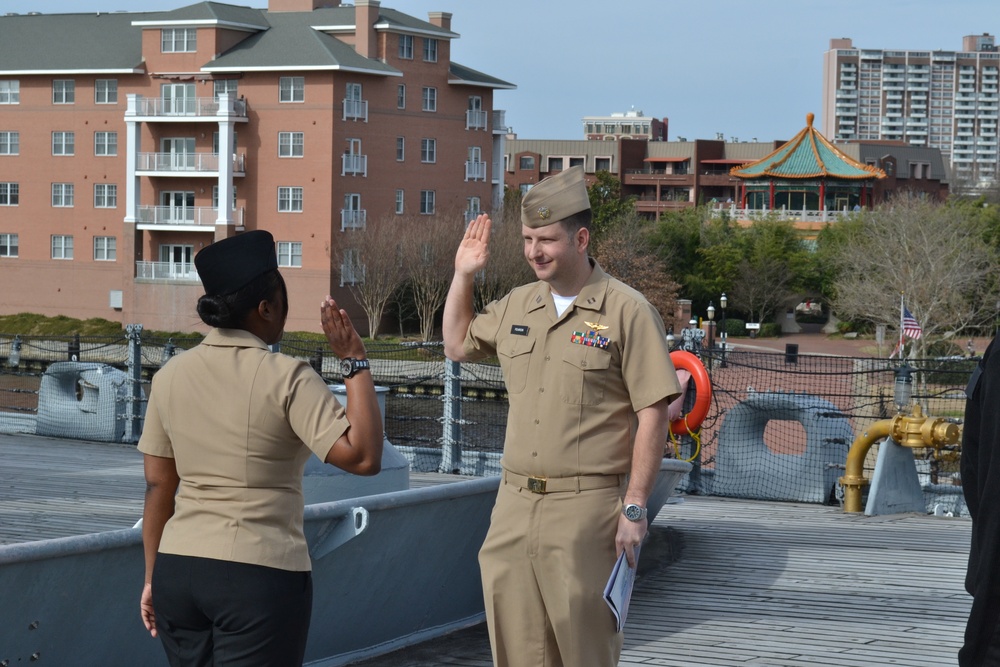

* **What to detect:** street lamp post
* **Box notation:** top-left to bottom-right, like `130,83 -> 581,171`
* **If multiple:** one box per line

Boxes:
720,293 -> 728,367
706,302 -> 715,370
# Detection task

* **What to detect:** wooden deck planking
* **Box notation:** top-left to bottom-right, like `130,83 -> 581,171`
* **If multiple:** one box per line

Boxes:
0,434 -> 974,666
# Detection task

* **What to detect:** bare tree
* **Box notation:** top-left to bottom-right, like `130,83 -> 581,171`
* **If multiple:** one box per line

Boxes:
475,197 -> 534,309
593,211 -> 680,330
399,213 -> 464,342
828,193 -> 1000,356
340,215 -> 407,339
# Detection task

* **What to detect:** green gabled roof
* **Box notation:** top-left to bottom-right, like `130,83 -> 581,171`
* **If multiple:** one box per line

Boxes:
449,62 -> 515,90
137,2 -> 271,30
206,9 -> 399,75
0,11 -> 145,73
731,113 -> 886,181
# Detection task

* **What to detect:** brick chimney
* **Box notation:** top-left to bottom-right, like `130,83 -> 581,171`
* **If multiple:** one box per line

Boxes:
269,0 -> 329,11
427,11 -> 451,31
355,0 -> 380,59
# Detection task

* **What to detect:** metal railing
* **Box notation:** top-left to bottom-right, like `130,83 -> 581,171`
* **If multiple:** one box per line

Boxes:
466,109 -> 487,130
342,154 -> 367,177
135,261 -> 199,281
465,161 -> 487,181
136,206 -> 244,227
343,98 -> 368,122
127,95 -> 247,118
341,209 -> 366,231
136,152 -> 245,173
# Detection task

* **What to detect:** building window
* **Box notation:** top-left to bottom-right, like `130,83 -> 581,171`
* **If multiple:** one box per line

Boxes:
0,233 -> 18,257
278,186 -> 303,212
395,189 -> 404,214
341,248 -> 364,285
399,34 -> 414,59
278,132 -> 304,157
51,235 -> 73,260
94,131 -> 117,156
212,185 -> 238,210
422,87 -> 437,112
420,190 -> 435,215
94,236 -> 117,261
549,157 -> 564,171
52,183 -> 74,207
519,155 -> 535,170
423,38 -> 438,62
0,131 -> 18,155
595,157 -> 611,171
397,84 -> 406,109
279,76 -> 304,103
95,79 -> 118,104
213,79 -> 238,99
52,132 -> 74,156
161,28 -> 196,53
421,138 -> 436,163
0,182 -> 18,206
94,184 -> 117,208
0,80 -> 18,104
277,241 -> 302,268
52,80 -> 75,104
569,157 -> 584,168
396,137 -> 405,161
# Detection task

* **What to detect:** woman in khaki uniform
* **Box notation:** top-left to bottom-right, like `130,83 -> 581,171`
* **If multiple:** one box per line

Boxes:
138,230 -> 383,666
443,167 -> 681,667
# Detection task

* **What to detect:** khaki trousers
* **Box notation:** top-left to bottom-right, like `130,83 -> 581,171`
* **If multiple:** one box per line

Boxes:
479,476 -> 624,667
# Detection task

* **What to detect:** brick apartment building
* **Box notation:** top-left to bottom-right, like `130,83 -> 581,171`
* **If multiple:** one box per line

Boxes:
0,0 -> 512,334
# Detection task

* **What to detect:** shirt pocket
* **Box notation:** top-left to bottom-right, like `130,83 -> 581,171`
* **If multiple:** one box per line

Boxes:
560,345 -> 612,406
497,337 -> 535,394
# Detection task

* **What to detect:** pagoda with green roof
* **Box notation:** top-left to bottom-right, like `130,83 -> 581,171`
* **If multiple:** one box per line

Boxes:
731,113 -> 885,214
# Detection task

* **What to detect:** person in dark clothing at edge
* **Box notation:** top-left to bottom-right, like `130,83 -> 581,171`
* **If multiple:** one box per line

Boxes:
961,335 -> 1000,666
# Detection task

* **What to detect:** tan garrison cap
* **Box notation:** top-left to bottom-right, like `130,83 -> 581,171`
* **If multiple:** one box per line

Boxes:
521,165 -> 590,228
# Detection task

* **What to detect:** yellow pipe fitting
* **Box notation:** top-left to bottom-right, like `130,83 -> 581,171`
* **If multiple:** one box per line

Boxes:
840,404 -> 962,513
840,419 -> 893,513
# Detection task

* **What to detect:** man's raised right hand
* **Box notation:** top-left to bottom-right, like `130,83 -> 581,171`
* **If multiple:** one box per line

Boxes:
454,213 -> 493,277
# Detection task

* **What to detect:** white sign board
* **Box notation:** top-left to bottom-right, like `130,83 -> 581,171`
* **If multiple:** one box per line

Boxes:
746,323 -> 761,330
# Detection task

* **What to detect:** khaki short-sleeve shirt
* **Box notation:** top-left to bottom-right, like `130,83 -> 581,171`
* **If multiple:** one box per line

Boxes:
463,262 -> 681,478
138,328 -> 350,571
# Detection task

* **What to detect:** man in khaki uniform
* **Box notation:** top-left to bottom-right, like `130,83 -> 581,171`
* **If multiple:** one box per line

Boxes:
443,166 -> 681,666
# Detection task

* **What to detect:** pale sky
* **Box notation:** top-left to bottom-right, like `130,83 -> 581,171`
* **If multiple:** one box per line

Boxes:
3,0 -> 997,142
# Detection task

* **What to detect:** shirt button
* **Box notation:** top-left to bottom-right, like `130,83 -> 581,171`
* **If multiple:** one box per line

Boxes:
534,419 -> 539,424
581,361 -> 588,367
539,387 -> 544,393
545,355 -> 551,361
532,451 -> 538,457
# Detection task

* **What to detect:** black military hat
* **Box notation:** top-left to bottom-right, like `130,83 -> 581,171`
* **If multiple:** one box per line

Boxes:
194,230 -> 278,296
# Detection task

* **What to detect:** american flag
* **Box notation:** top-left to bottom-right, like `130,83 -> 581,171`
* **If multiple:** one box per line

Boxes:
903,307 -> 923,340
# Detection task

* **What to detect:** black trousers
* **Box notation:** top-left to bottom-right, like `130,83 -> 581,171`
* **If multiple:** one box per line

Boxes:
960,593 -> 1000,667
152,553 -> 313,667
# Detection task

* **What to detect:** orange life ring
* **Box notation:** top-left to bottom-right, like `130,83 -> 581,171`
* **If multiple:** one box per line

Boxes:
669,350 -> 712,436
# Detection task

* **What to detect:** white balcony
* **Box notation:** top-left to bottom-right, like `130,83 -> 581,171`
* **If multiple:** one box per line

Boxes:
465,160 -> 487,181
492,109 -> 508,135
126,95 -> 247,119
466,109 -> 488,130
343,98 -> 368,122
136,205 -> 243,229
136,152 -> 245,175
341,209 -> 366,231
135,261 -> 200,282
342,154 -> 367,177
